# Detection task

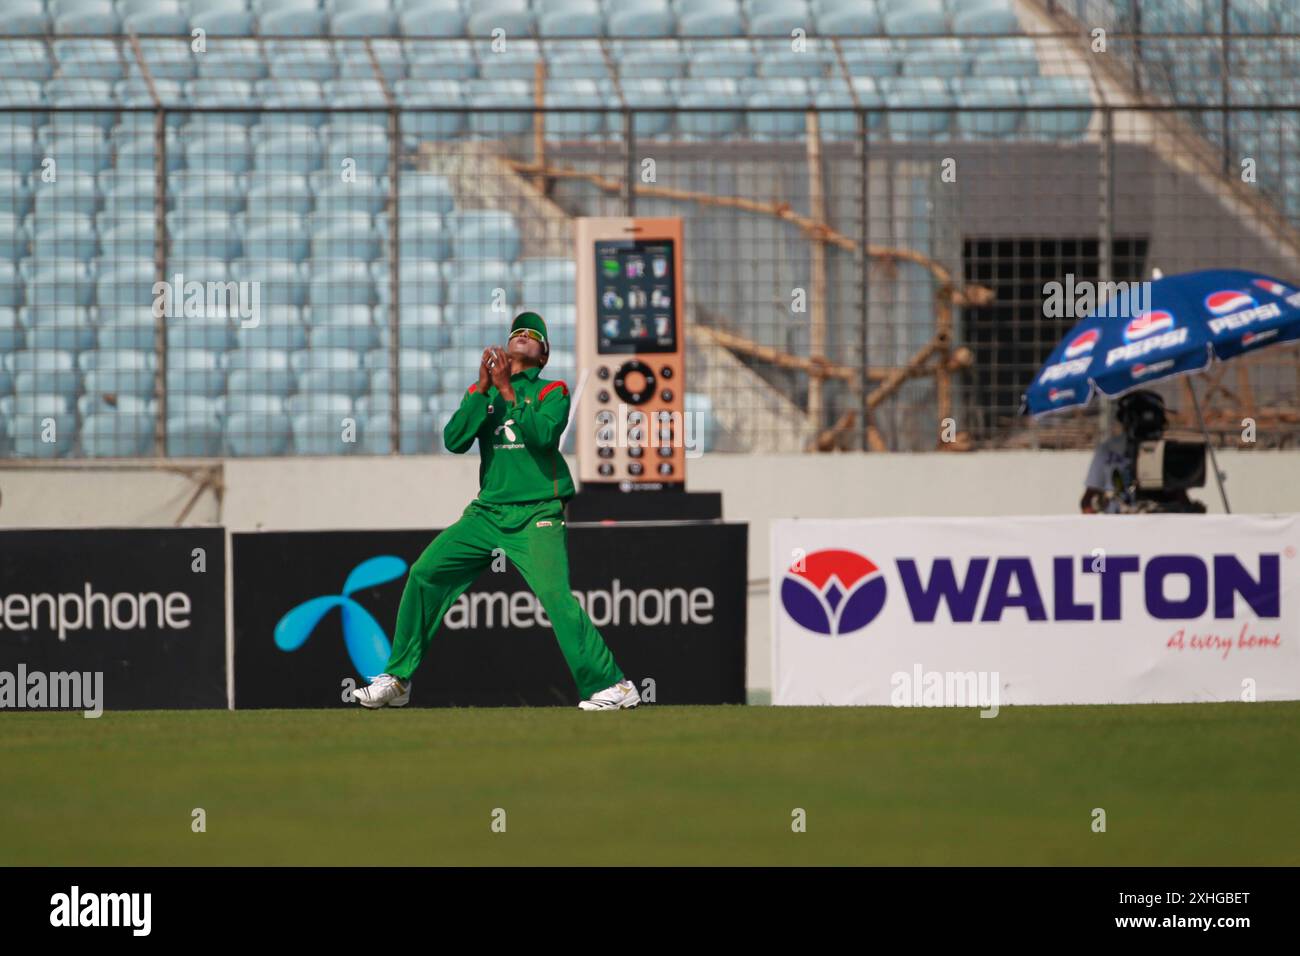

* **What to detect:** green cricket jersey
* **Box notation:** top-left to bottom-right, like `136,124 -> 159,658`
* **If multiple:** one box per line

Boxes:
444,365 -> 577,504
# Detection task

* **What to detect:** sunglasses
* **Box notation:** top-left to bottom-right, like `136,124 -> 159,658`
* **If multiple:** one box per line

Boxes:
510,328 -> 545,343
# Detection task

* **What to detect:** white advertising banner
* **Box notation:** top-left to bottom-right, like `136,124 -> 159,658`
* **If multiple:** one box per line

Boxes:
771,515 -> 1300,706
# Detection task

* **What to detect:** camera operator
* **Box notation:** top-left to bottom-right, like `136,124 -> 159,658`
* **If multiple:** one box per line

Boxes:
1080,390 -> 1205,514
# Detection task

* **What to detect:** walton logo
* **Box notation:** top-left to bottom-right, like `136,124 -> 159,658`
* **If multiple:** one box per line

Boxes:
781,549 -> 887,635
274,556 -> 407,678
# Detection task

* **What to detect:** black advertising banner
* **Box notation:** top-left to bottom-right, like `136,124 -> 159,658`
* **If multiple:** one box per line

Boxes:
0,529 -> 226,709
233,522 -> 747,707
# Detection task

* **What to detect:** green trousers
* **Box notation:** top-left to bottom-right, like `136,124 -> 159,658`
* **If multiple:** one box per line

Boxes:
385,498 -> 625,699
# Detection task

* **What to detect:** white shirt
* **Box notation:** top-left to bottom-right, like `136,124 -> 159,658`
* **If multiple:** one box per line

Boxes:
1085,434 -> 1130,512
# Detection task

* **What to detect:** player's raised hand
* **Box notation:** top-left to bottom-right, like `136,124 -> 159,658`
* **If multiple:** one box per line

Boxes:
477,348 -> 492,393
488,346 -> 513,397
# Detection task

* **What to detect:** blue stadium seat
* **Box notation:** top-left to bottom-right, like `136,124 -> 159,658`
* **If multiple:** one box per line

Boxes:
124,9 -> 191,36
77,392 -> 153,419
883,2 -> 946,36
816,4 -> 882,34
167,318 -> 238,351
618,45 -> 688,80
243,221 -> 310,262
450,210 -> 521,261
33,174 -> 100,218
389,260 -> 444,308
396,217 -> 451,262
307,321 -> 381,350
81,413 -> 154,457
466,5 -> 534,37
247,174 -> 314,215
311,220 -> 384,262
8,413 -> 76,458
231,259 -> 309,306
0,307 -> 21,350
881,77 -> 954,139
360,411 -> 437,454
226,412 -> 293,456
307,260 -> 378,306
1023,75 -> 1092,139
750,9 -> 812,36
688,42 -> 759,79
679,7 -> 744,37
902,38 -> 970,78
405,44 -> 476,82
0,261 -> 20,307
465,80 -> 535,137
385,309 -> 452,350
970,37 -> 1040,77
544,84 -> 609,140
101,177 -> 157,217
313,175 -> 388,215
225,393 -> 287,416
839,38 -> 899,78
0,214 -> 28,261
19,307 -> 96,351
167,414 -> 224,456
226,348 -> 296,396
170,219 -> 242,261
191,8 -> 258,36
97,315 -> 156,350
171,173 -> 247,214
196,48 -> 270,82
0,39 -> 52,80
97,261 -> 159,309
952,4 -> 1020,34
747,89 -> 812,139
264,37 -> 337,80
396,6 -> 466,36
80,349 -> 156,399
25,262 -> 96,308
757,41 -> 834,79
8,392 -> 72,417
674,80 -> 743,138
608,9 -> 675,37
165,349 -> 227,398
234,307 -> 308,350
292,348 -> 369,395
519,258 -> 575,305
444,255 -> 515,301
954,76 -> 1024,139
366,347 -> 441,395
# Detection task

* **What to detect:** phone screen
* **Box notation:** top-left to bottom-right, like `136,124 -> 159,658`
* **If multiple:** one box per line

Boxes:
593,238 -> 677,354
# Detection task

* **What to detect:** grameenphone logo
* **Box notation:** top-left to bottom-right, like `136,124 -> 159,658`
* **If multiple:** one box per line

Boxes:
780,549 -> 887,636
274,556 -> 408,678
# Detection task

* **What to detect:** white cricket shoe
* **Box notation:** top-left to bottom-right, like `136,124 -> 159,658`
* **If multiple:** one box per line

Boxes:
353,674 -> 410,709
578,679 -> 639,711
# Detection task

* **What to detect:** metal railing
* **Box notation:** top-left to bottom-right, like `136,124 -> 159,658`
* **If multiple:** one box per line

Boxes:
0,30 -> 1298,459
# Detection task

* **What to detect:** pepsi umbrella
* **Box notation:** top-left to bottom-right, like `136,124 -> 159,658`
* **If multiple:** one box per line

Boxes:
1021,268 -> 1300,512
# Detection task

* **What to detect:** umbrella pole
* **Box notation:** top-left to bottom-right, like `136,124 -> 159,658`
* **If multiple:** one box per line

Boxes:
1188,379 -> 1230,514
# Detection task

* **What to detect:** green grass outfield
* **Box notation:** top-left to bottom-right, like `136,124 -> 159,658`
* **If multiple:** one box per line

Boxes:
2,703 -> 1298,866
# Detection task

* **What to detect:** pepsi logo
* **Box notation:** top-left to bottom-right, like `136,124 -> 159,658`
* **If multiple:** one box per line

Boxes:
1242,329 -> 1278,348
1131,359 -> 1173,379
1063,328 -> 1099,359
780,549 -> 887,636
1252,278 -> 1289,297
1048,387 -> 1075,402
1124,310 -> 1175,342
1204,290 -> 1256,316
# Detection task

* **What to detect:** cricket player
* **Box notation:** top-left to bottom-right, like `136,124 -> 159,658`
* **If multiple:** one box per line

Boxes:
353,311 -> 640,711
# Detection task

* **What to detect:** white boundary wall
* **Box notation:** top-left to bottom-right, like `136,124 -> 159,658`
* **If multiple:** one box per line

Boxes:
3,450 -> 1298,692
